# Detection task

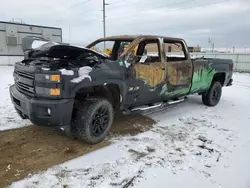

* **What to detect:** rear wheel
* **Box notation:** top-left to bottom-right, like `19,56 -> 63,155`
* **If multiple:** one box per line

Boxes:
72,98 -> 114,144
202,81 -> 222,106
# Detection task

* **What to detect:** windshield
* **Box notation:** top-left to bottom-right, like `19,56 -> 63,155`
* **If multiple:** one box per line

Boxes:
87,39 -> 134,60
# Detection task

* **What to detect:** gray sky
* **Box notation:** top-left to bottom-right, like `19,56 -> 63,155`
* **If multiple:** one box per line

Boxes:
1,0 -> 250,48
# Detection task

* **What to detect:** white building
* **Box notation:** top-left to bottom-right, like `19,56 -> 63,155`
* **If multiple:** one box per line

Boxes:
0,21 -> 62,65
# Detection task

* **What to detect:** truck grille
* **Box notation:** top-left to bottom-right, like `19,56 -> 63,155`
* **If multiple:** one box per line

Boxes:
14,69 -> 35,96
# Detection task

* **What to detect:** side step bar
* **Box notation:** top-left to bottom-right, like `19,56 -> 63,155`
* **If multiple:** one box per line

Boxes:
124,97 -> 187,114
167,98 -> 186,105
131,103 -> 162,111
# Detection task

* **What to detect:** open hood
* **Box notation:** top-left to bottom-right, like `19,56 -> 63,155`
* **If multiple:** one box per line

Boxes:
22,36 -> 109,59
22,36 -> 60,52
22,36 -> 110,66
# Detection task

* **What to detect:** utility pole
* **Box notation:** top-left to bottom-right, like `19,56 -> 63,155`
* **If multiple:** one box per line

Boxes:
103,0 -> 106,49
208,37 -> 215,53
69,23 -> 71,44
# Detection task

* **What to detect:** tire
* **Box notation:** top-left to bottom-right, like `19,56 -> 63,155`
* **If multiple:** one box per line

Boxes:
73,98 -> 114,144
202,81 -> 222,107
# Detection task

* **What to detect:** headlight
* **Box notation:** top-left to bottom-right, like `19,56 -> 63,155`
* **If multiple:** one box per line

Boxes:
35,74 -> 61,82
45,74 -> 61,82
49,88 -> 60,96
35,87 -> 61,96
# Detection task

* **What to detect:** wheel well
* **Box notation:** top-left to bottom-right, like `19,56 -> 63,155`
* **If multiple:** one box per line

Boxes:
212,73 -> 225,86
75,84 -> 120,109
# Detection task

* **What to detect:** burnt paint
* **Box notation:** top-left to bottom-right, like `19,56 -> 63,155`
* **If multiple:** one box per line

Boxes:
13,35 -> 234,111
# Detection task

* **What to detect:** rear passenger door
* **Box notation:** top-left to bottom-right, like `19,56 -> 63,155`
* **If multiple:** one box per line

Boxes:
162,40 -> 193,97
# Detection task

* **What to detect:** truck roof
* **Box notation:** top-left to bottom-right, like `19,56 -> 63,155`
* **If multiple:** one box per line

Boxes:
97,35 -> 185,42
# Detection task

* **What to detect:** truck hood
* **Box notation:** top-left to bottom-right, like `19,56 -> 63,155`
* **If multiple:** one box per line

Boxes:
22,36 -> 54,52
22,36 -> 109,60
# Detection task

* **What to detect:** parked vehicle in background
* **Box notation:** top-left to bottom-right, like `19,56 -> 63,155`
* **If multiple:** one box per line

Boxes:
9,35 -> 234,144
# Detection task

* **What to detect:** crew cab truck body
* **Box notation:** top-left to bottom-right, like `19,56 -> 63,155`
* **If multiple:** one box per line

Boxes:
9,35 -> 234,144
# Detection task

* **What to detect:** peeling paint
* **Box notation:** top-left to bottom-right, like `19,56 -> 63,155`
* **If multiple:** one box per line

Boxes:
59,69 -> 74,76
71,66 -> 92,83
124,61 -> 130,68
41,67 -> 51,71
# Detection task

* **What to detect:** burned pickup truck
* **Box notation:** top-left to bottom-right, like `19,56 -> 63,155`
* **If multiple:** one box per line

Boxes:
9,35 -> 233,144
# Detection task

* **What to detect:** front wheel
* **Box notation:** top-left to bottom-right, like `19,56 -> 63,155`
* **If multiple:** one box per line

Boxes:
72,98 -> 114,144
202,81 -> 222,107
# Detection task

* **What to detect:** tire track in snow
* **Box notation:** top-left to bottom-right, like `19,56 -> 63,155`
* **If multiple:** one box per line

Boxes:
16,116 -> 237,188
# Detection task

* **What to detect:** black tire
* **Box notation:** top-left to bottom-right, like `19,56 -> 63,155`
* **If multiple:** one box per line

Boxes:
202,81 -> 222,107
73,98 -> 114,144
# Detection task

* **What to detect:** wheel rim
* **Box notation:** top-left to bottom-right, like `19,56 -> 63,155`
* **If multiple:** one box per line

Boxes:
212,85 -> 221,102
91,106 -> 109,137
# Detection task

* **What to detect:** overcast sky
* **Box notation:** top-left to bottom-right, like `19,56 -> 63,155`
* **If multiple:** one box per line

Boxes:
1,0 -> 250,48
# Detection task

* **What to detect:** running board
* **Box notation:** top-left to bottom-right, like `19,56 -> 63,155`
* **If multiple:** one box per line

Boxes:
131,103 -> 162,112
126,97 -> 187,114
167,98 -> 186,105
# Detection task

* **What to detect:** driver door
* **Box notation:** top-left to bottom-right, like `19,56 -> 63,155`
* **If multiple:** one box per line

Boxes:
130,38 -> 167,104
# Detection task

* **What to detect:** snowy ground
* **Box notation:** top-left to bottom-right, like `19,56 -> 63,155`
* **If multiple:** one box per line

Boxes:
0,66 -> 30,131
1,66 -> 250,188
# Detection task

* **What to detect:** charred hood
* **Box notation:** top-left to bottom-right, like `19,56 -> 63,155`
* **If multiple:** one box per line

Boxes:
20,36 -> 115,70
26,44 -> 108,60
22,36 -> 108,60
22,43 -> 112,70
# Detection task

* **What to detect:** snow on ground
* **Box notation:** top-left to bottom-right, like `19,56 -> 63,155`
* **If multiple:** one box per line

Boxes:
0,66 -> 250,188
0,66 -> 30,131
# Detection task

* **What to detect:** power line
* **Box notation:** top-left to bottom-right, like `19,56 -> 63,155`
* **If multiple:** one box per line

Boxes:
168,0 -> 229,11
54,0 -> 230,42
108,0 -> 128,5
53,0 -> 93,23
105,0 -> 196,20
61,0 -> 92,12
109,0 -> 192,8
67,0 -> 195,25
106,0 -> 230,21
54,0 -> 199,26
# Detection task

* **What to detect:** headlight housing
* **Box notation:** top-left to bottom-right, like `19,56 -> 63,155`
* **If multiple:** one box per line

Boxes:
35,74 -> 61,82
35,73 -> 61,97
50,88 -> 61,96
35,87 -> 61,96
47,74 -> 60,82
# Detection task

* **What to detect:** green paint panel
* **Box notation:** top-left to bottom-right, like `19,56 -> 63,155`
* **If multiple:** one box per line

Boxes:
160,84 -> 189,97
160,66 -> 216,97
190,67 -> 216,93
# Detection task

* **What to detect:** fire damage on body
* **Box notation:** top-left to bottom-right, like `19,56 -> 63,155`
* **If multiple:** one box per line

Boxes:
9,35 -> 234,144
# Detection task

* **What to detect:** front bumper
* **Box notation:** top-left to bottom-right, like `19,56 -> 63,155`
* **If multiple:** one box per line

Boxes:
9,85 -> 74,127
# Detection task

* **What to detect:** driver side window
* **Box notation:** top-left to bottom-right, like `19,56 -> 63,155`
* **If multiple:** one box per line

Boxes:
130,39 -> 161,64
130,39 -> 165,89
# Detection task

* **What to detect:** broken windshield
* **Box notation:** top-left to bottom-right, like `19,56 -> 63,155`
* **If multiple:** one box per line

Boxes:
87,39 -> 135,61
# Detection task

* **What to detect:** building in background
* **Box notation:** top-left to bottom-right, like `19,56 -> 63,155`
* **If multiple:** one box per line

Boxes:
0,21 -> 62,65
188,46 -> 201,52
143,43 -> 201,53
